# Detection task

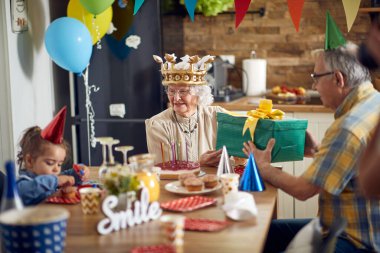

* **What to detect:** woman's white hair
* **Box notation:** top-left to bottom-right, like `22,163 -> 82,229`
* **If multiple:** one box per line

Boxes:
190,85 -> 214,106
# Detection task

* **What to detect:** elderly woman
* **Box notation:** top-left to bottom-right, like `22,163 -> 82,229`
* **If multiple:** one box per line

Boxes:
145,54 -> 225,167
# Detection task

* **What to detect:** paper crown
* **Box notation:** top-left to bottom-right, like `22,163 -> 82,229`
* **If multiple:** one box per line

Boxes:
41,106 -> 67,144
153,53 -> 215,86
325,11 -> 346,50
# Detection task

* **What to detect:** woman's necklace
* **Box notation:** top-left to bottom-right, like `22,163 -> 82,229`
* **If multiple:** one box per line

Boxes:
173,107 -> 199,134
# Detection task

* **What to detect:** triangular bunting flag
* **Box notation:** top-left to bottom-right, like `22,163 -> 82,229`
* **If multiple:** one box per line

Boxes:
185,0 -> 198,22
41,106 -> 67,144
287,0 -> 305,32
342,0 -> 360,32
325,11 -> 346,50
235,0 -> 252,28
239,153 -> 265,192
133,0 -> 145,15
217,146 -> 232,177
111,0 -> 134,41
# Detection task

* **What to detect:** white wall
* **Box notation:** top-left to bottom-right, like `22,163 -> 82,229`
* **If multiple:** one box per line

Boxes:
0,0 -> 55,169
0,0 -> 13,170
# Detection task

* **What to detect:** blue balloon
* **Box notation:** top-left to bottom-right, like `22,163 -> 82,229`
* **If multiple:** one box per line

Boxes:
45,17 -> 92,74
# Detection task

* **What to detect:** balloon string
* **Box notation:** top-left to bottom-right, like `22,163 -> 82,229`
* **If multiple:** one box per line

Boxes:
83,66 -> 100,150
92,17 -> 102,49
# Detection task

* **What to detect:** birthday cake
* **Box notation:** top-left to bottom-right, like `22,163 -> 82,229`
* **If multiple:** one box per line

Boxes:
155,161 -> 201,180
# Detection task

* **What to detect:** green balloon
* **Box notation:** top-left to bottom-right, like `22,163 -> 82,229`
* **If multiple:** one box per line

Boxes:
79,0 -> 115,15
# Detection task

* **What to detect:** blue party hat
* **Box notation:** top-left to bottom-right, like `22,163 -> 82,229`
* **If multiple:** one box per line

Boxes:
239,153 -> 265,192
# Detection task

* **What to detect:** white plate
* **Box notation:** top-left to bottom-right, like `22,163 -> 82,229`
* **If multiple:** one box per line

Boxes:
165,181 -> 222,195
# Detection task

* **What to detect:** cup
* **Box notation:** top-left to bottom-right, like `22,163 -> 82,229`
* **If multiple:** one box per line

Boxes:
0,206 -> 69,253
79,187 -> 102,215
220,173 -> 240,197
159,214 -> 185,246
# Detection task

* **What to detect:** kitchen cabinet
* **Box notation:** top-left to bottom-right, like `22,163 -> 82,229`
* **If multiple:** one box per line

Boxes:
273,112 -> 334,219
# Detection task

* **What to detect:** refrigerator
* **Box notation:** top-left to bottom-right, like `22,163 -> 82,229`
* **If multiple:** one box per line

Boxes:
51,0 -> 164,166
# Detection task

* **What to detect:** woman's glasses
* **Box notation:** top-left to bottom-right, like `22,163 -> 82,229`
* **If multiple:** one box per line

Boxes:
165,88 -> 191,97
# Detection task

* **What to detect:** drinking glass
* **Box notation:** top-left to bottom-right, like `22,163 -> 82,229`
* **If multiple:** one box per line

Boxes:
95,137 -> 114,166
115,146 -> 134,166
106,139 -> 120,165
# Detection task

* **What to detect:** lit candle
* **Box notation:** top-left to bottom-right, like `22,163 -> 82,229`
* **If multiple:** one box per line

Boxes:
171,142 -> 175,166
161,142 -> 165,164
177,141 -> 181,161
186,141 -> 188,162
168,144 -> 171,166
173,142 -> 177,163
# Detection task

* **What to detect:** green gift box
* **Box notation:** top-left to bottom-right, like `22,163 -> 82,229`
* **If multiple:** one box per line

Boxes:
216,112 -> 308,163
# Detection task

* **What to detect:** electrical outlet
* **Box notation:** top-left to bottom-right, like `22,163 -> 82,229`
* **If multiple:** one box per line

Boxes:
219,55 -> 235,65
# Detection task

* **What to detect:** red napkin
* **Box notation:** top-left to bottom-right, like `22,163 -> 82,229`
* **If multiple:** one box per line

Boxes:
131,244 -> 176,253
161,196 -> 217,212
46,191 -> 81,204
185,218 -> 230,232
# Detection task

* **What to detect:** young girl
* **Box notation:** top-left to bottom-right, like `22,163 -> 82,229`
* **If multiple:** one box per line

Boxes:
16,107 -> 90,206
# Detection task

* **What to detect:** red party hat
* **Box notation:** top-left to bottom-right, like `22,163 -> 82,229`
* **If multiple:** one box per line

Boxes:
41,106 -> 67,144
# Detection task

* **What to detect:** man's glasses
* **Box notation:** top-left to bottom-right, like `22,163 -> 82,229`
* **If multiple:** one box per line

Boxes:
310,71 -> 334,83
165,88 -> 191,97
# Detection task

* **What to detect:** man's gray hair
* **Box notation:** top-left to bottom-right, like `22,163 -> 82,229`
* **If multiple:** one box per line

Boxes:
324,42 -> 371,88
191,85 -> 214,106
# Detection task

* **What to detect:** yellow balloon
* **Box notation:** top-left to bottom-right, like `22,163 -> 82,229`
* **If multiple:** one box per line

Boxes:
67,0 -> 113,45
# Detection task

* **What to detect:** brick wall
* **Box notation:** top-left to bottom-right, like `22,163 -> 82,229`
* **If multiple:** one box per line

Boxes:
163,0 -> 374,89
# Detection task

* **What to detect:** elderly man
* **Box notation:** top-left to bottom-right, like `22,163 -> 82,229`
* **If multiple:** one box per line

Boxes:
243,42 -> 380,252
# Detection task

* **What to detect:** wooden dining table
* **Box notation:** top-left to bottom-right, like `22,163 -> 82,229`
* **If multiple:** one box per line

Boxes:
44,167 -> 277,253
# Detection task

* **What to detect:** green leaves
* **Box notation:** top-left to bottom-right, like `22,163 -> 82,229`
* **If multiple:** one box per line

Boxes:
104,174 -> 140,196
180,0 -> 234,16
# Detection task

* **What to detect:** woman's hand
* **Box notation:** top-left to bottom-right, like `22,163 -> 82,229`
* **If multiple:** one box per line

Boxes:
199,149 -> 223,167
304,130 -> 319,157
57,175 -> 75,187
242,139 -> 275,173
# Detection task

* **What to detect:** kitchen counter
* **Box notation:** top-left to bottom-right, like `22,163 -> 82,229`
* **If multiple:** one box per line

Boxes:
213,96 -> 333,113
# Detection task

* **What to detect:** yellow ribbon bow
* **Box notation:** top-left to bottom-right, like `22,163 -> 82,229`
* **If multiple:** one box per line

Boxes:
242,99 -> 285,140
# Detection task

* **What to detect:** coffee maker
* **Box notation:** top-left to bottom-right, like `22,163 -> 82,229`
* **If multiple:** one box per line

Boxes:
208,56 -> 245,102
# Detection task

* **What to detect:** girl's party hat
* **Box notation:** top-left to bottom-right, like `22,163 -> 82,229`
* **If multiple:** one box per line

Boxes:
41,106 -> 67,144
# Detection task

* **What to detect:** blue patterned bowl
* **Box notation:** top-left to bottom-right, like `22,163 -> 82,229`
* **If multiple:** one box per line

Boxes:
0,206 -> 70,253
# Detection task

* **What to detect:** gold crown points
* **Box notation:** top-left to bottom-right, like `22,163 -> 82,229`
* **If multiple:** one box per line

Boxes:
153,53 -> 215,86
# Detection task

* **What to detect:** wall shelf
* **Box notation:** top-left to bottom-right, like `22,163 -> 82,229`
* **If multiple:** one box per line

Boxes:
359,7 -> 380,13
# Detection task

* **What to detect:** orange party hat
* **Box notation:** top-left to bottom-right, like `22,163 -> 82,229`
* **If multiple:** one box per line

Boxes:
41,106 -> 67,144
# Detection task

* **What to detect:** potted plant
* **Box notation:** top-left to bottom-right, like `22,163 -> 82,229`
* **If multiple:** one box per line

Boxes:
103,166 -> 140,209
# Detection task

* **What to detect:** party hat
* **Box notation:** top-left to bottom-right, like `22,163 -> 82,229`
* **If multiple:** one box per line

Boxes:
239,153 -> 265,192
41,106 -> 67,144
325,11 -> 346,50
217,146 -> 232,177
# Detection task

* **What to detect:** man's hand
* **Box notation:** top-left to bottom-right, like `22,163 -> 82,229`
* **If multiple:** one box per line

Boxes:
57,175 -> 75,187
199,149 -> 223,167
304,130 -> 319,157
242,139 -> 275,179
